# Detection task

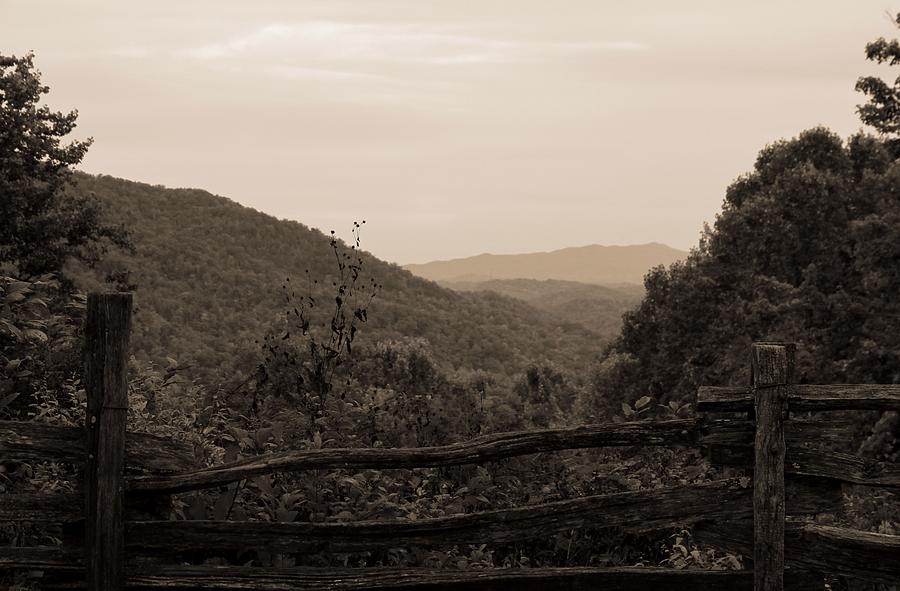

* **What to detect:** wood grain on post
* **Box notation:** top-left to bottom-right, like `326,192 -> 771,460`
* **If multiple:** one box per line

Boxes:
752,343 -> 793,591
84,293 -> 132,591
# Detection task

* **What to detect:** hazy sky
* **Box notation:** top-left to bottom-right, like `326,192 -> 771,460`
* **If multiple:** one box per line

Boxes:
4,1 -> 897,263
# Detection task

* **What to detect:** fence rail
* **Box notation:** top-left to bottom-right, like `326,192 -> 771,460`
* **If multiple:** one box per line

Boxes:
2,293 -> 899,591
0,420 -> 194,471
43,566 -> 831,591
126,417 -> 849,494
1,493 -> 82,522
697,384 -> 900,412
694,521 -> 900,586
121,478 -> 834,555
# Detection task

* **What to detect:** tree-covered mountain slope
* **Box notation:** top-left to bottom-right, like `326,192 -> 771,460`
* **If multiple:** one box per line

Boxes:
440,279 -> 643,338
67,173 -> 605,381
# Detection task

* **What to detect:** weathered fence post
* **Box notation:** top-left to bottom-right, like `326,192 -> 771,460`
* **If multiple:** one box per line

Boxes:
751,342 -> 794,591
84,293 -> 132,591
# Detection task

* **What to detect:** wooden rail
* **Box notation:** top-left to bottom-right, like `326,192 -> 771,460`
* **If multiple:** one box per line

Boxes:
128,418 -> 859,494
0,558 -> 825,591
0,546 -> 84,572
3,307 -> 900,591
708,445 -> 900,487
0,420 -> 194,472
697,384 -> 900,412
122,478 -> 834,555
38,566 -> 827,591
129,419 -> 699,493
695,520 -> 900,586
0,493 -> 82,522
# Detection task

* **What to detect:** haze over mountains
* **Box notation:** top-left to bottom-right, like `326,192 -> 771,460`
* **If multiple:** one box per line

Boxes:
443,279 -> 645,338
403,244 -> 688,285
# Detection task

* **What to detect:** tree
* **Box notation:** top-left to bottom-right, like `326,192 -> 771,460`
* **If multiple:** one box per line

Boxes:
603,128 -> 897,408
601,9 -> 900,413
856,12 -> 900,140
0,52 -> 129,278
592,16 -> 900,459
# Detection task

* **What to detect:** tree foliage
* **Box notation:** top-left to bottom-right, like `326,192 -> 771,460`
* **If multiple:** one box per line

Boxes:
856,13 -> 900,138
0,52 -> 129,278
0,52 -> 131,421
604,128 -> 899,404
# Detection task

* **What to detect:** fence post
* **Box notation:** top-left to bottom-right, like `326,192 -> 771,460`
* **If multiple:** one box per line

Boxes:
751,342 -> 794,591
84,293 -> 132,591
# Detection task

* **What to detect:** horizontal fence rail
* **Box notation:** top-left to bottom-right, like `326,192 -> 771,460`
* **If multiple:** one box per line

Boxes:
0,420 -> 194,473
35,566 -> 826,591
0,549 -> 826,590
128,418 -> 855,494
0,559 -> 826,591
5,417 -> 894,497
697,384 -> 900,412
127,418 -> 697,494
0,546 -> 84,573
122,478 -> 835,554
709,446 -> 900,488
695,521 -> 900,585
0,493 -> 82,522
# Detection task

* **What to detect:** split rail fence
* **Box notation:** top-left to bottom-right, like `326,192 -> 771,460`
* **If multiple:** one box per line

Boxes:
1,293 -> 899,590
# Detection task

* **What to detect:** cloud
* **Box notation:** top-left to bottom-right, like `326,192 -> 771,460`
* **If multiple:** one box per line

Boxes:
264,65 -> 404,84
180,21 -> 645,66
173,21 -> 646,108
111,46 -> 156,59
184,24 -> 294,59
261,64 -> 453,107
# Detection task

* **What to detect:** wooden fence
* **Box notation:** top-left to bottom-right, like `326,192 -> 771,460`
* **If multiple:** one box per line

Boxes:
1,293 -> 899,590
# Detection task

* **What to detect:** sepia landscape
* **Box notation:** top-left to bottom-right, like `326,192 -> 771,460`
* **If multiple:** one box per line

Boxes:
2,3 -> 900,590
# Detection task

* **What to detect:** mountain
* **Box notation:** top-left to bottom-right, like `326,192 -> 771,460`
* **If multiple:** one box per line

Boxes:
440,279 -> 644,338
403,243 -> 688,285
67,173 -> 603,382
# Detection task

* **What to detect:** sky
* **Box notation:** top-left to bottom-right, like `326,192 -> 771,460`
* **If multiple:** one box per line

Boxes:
3,1 -> 898,264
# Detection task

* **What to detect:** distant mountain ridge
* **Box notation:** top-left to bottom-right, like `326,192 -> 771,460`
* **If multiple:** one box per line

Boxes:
404,243 -> 687,285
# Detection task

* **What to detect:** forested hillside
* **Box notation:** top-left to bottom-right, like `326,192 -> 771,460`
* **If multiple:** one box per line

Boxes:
441,279 -> 643,338
66,174 -> 604,382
